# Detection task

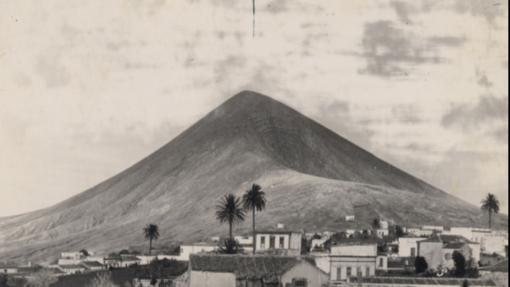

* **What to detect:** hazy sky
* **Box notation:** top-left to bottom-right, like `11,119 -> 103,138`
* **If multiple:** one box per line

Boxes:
0,0 -> 507,217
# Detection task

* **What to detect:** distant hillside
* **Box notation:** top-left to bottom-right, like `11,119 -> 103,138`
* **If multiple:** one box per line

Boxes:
0,91 -> 506,262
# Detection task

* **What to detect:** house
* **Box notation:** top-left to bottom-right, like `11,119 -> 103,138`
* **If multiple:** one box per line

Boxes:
188,254 -> 329,287
407,228 -> 434,237
177,242 -> 217,261
0,264 -> 18,274
234,235 -> 254,253
445,227 -> 507,256
417,234 -> 480,270
422,225 -> 444,232
255,227 -> 302,255
59,264 -> 87,275
329,239 -> 378,282
345,215 -> 355,222
82,261 -> 105,271
349,277 -> 496,286
398,237 -> 426,257
58,251 -> 84,265
104,254 -> 141,268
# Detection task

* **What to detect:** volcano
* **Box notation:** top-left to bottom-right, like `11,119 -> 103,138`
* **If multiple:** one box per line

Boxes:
0,91 -> 505,262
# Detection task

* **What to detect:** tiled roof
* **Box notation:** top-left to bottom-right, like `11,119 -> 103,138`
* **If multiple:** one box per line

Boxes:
189,254 -> 318,280
331,238 -> 379,246
350,276 -> 496,286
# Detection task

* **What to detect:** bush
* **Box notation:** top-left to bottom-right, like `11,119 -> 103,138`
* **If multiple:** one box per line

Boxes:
217,238 -> 243,254
452,251 -> 466,277
87,272 -> 118,287
415,256 -> 428,274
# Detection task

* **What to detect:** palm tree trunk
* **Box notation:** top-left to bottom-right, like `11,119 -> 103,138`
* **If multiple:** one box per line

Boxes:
489,210 -> 492,229
229,221 -> 233,241
252,209 -> 256,255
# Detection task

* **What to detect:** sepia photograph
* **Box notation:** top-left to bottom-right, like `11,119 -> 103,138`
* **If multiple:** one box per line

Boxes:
0,0 -> 508,286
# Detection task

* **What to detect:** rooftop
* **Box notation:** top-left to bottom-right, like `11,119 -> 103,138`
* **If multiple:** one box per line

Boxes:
189,254 -> 319,280
349,276 -> 496,286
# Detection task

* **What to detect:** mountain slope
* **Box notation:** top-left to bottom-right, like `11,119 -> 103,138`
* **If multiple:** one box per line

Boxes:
0,91 -> 506,262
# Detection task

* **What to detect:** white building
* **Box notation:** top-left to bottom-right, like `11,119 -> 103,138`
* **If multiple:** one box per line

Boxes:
329,240 -> 378,282
177,242 -> 217,261
398,237 -> 426,257
445,227 -> 507,256
345,215 -> 355,222
255,229 -> 302,255
189,254 -> 328,287
58,251 -> 84,265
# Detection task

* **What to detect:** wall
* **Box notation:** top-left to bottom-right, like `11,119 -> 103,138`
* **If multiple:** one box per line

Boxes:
418,241 -> 443,270
179,245 -> 217,261
330,256 -> 376,281
331,244 -> 377,257
399,238 -> 424,257
189,271 -> 236,287
281,261 -> 329,287
255,233 -> 290,250
310,252 -> 330,274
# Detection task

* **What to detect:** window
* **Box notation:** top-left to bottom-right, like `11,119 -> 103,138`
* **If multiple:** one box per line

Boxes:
357,267 -> 362,277
366,266 -> 370,276
279,236 -> 285,248
269,236 -> 275,248
260,236 -> 266,249
293,279 -> 307,287
336,267 -> 342,280
411,247 -> 416,257
346,267 -> 352,277
379,258 -> 384,267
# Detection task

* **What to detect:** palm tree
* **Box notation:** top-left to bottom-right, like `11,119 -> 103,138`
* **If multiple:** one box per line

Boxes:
242,184 -> 267,254
143,224 -> 160,255
216,194 -> 245,241
481,193 -> 500,229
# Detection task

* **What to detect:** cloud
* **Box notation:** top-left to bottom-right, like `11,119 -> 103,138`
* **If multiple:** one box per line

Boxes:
454,0 -> 507,26
391,105 -> 423,124
441,95 -> 508,130
428,36 -> 466,47
476,69 -> 493,88
390,1 -> 413,24
357,21 -> 439,77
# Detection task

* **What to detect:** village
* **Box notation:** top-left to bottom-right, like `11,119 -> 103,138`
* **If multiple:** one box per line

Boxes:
0,187 -> 507,287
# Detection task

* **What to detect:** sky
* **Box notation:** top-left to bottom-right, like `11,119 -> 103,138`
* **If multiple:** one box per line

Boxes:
0,0 -> 508,217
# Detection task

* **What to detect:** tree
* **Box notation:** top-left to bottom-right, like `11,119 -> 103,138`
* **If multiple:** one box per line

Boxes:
143,224 -> 160,255
80,249 -> 90,257
215,194 -> 245,241
481,193 -> 500,229
415,256 -> 428,274
462,279 -> 469,287
394,225 -> 405,238
372,218 -> 381,230
242,183 -> 266,254
452,251 -> 466,277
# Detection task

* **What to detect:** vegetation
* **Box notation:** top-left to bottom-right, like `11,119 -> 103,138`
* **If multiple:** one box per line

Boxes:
80,249 -> 90,257
24,269 -> 58,287
242,183 -> 267,254
452,251 -> 466,277
481,193 -> 500,229
217,238 -> 243,254
143,224 -> 160,255
86,272 -> 118,287
414,256 -> 428,274
215,194 -> 246,241
372,218 -> 381,229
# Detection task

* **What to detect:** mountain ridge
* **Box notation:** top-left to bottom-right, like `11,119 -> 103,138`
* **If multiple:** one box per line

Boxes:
0,90 -> 506,262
